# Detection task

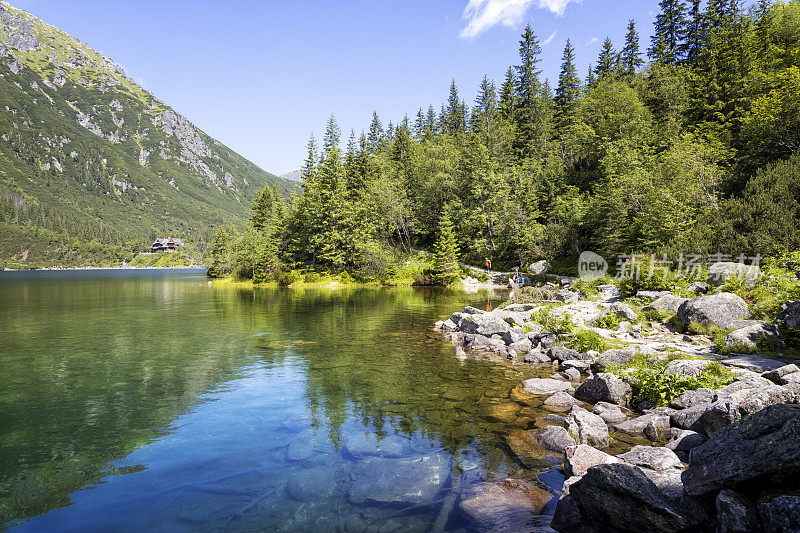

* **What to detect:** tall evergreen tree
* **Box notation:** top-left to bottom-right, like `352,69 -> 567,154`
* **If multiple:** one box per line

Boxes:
250,185 -> 275,231
514,25 -> 550,159
499,66 -> 517,121
595,37 -> 618,80
367,112 -> 384,154
621,20 -> 644,76
555,39 -> 581,126
443,79 -> 467,135
684,0 -> 704,66
433,204 -> 460,284
649,0 -> 689,63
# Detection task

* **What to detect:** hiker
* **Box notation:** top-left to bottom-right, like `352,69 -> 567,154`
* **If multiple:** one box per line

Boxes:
485,257 -> 491,272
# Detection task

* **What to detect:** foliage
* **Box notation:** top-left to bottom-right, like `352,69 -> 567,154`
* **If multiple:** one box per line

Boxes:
532,307 -> 575,335
595,313 -> 621,330
564,328 -> 612,352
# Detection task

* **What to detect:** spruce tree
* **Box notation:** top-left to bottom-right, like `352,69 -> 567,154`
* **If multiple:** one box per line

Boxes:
250,185 -> 274,231
444,79 -> 467,135
684,0 -> 704,66
595,37 -> 618,80
367,112 -> 384,154
499,66 -> 517,121
649,0 -> 689,63
555,39 -> 581,127
514,25 -> 551,160
621,20 -> 644,76
433,204 -> 460,285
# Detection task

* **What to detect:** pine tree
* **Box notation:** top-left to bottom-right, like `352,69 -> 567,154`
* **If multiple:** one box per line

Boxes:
367,111 -> 383,154
621,20 -> 644,76
754,0 -> 773,58
433,204 -> 460,284
514,25 -> 550,159
499,66 -> 517,121
250,185 -> 275,231
684,0 -> 704,66
595,37 -> 618,80
443,79 -> 467,135
649,0 -> 689,64
586,64 -> 597,88
555,39 -> 581,127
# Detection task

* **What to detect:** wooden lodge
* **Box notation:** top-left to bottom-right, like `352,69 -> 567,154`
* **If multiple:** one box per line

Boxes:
150,238 -> 184,253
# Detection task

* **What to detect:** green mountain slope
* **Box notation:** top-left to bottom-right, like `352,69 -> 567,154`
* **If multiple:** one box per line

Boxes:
0,1 -> 297,266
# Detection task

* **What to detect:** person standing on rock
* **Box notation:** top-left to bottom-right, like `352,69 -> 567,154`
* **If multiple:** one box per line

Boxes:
485,257 -> 492,273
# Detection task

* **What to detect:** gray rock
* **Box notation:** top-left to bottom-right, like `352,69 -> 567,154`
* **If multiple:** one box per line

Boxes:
777,300 -> 800,330
683,404 -> 800,496
540,333 -> 558,349
563,367 -> 582,382
592,401 -> 628,424
763,364 -> 800,385
562,359 -> 591,373
564,444 -> 621,477
524,350 -> 551,364
644,416 -> 672,442
509,337 -> 533,354
678,292 -> 752,327
566,406 -> 609,447
287,465 -> 337,501
643,294 -> 689,313
548,346 -> 589,362
758,495 -> 800,533
567,463 -> 689,532
441,318 -> 458,331
725,323 -> 782,352
544,414 -> 569,427
502,328 -> 523,345
529,260 -> 551,276
670,403 -> 711,431
670,388 -> 714,409
348,454 -> 450,505
343,433 -> 405,458
593,349 -> 636,371
523,378 -> 574,395
708,261 -> 761,286
574,373 -> 633,407
460,333 -> 492,349
550,494 -> 603,533
716,489 -> 761,533
556,289 -> 580,304
637,290 -> 671,299
459,313 -> 511,336
534,426 -> 576,454
618,446 -> 683,471
665,429 -> 706,454
460,479 -> 552,531
664,359 -> 712,377
615,413 -> 670,439
610,302 -> 638,320
545,391 -> 583,411
686,282 -> 709,295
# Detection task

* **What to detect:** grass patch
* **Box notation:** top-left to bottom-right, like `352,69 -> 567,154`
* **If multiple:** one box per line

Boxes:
563,328 -> 612,353
531,307 -> 575,335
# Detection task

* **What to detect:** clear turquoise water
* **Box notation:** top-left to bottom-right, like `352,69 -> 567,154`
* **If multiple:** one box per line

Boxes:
0,270 -> 560,532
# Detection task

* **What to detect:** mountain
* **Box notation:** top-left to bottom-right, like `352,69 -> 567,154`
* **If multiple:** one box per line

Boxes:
280,170 -> 304,182
0,1 -> 298,266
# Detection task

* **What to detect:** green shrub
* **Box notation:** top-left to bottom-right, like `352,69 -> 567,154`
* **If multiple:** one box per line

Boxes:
564,329 -> 611,352
532,308 -> 575,335
613,359 -> 735,407
595,313 -> 621,330
304,271 -> 322,283
275,269 -> 302,287
572,275 -> 614,297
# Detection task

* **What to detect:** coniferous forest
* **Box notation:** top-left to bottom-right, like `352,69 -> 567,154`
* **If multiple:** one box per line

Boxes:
213,0 -> 800,283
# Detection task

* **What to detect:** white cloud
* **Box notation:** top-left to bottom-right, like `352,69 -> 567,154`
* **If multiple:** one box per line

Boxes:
542,30 -> 557,45
459,0 -> 580,39
586,36 -> 598,46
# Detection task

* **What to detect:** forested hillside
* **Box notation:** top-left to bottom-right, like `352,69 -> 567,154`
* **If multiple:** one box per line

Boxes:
215,0 -> 800,282
0,1 -> 296,267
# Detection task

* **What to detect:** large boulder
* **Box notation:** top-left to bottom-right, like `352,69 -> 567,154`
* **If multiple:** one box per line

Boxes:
574,373 -> 633,407
592,401 -> 628,423
665,429 -> 706,454
724,323 -> 782,352
716,490 -> 761,533
618,446 -> 684,472
564,445 -> 621,477
348,454 -> 450,505
664,359 -> 713,377
459,478 -> 552,532
458,312 -> 511,336
643,294 -> 689,314
566,406 -> 610,447
707,261 -> 761,287
548,346 -> 592,362
670,388 -> 714,409
593,349 -> 636,370
683,404 -> 800,496
566,463 -> 690,532
614,413 -> 671,441
763,364 -> 800,385
758,495 -> 800,533
529,260 -> 551,276
677,293 -> 751,327
544,391 -> 583,411
523,378 -> 574,396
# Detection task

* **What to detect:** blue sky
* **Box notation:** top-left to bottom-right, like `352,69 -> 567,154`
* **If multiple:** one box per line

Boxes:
14,1 -> 706,175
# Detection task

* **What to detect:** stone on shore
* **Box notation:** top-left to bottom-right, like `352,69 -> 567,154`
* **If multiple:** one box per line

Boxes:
565,463 -> 689,533
574,373 -> 633,407
716,489 -> 761,533
670,388 -> 714,409
458,312 -> 511,336
664,359 -> 712,377
534,426 -> 576,454
592,401 -> 628,423
523,378 -> 574,395
677,292 -> 751,327
548,346 -> 592,362
564,444 -> 621,477
618,446 -> 683,472
665,429 -> 706,454
757,495 -> 800,533
459,478 -> 552,532
566,406 -> 609,447
643,294 -> 689,313
683,404 -> 800,496
593,349 -> 636,371
707,262 -> 761,287
615,413 -> 671,440
544,391 -> 583,411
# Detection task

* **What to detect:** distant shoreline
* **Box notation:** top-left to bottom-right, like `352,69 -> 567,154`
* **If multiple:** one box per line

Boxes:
2,266 -> 206,272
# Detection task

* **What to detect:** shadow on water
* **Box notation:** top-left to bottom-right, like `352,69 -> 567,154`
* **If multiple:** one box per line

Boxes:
0,273 -> 558,531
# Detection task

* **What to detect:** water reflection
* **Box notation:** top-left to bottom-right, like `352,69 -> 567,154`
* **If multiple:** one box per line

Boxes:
1,273 -> 558,531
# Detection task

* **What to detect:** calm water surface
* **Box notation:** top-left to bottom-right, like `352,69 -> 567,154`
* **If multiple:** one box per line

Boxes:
0,270 -> 561,532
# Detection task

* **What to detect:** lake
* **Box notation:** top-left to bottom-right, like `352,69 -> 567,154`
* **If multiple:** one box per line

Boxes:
0,270 -> 562,532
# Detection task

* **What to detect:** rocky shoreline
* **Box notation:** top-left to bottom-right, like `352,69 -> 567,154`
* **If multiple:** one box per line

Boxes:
435,279 -> 800,532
